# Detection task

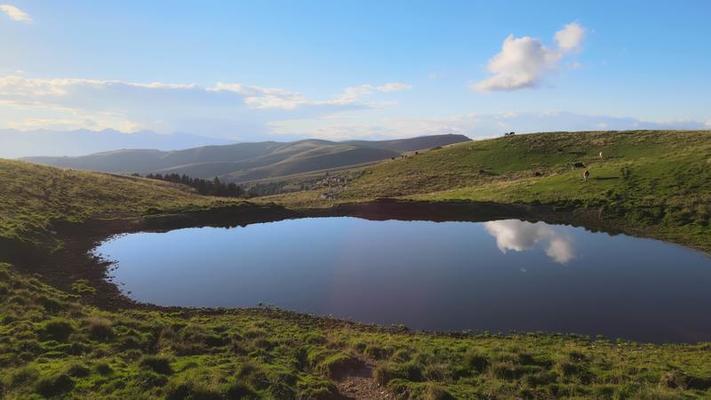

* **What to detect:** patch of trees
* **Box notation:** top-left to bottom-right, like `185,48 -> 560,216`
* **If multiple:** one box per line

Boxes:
139,173 -> 243,197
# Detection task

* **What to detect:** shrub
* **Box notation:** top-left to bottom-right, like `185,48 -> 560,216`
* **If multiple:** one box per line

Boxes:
318,352 -> 364,379
37,295 -> 65,313
35,373 -> 74,397
373,362 -> 423,385
40,318 -> 75,342
86,317 -> 114,341
9,366 -> 39,388
295,378 -> 338,400
95,362 -> 113,375
556,361 -> 593,384
364,344 -> 391,360
136,370 -> 169,389
390,348 -> 412,363
423,383 -> 456,400
660,370 -> 711,390
66,363 -> 91,378
165,379 -> 222,400
237,362 -> 270,390
139,355 -> 173,375
492,362 -> 525,380
224,381 -> 259,400
464,351 -> 489,373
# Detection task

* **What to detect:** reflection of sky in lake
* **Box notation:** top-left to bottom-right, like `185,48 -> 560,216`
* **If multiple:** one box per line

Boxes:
484,220 -> 575,264
95,217 -> 711,342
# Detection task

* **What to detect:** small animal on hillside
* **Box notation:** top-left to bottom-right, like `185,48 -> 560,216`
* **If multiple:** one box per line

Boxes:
599,151 -> 604,159
583,169 -> 590,181
572,161 -> 586,169
504,131 -> 516,136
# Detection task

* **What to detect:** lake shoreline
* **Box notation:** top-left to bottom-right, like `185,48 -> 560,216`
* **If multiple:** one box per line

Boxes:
9,198 -> 708,344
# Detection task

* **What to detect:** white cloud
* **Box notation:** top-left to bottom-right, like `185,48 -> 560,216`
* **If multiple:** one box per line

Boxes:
483,220 -> 575,264
330,83 -> 411,105
0,74 -> 411,138
473,22 -> 586,91
555,22 -> 585,52
212,83 -> 312,110
376,82 -> 412,92
0,4 -> 31,22
211,81 -> 409,109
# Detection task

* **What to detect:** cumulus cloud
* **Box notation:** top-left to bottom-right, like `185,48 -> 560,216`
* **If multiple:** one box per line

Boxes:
483,220 -> 575,264
0,74 -> 410,138
554,22 -> 585,52
473,22 -> 585,91
0,4 -> 31,22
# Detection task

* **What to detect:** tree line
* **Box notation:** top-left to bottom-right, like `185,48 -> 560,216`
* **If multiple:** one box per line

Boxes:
138,173 -> 243,197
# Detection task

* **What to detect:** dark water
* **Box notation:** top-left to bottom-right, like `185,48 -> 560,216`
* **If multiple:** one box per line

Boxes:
95,217 -> 711,342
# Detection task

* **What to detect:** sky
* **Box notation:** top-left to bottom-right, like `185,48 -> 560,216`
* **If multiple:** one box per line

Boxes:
1,0 -> 710,142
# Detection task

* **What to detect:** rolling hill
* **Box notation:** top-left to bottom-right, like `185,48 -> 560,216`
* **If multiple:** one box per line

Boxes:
267,130 -> 711,252
24,134 -> 470,183
2,131 -> 711,399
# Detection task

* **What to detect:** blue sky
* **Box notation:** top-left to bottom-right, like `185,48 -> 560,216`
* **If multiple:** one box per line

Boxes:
1,0 -> 710,141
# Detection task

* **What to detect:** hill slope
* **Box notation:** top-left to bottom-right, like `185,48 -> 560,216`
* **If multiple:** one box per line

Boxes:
0,159 -> 235,244
25,134 -> 470,183
2,132 -> 711,399
270,130 -> 711,251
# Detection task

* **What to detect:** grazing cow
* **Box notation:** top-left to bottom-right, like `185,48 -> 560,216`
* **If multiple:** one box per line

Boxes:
583,169 -> 590,181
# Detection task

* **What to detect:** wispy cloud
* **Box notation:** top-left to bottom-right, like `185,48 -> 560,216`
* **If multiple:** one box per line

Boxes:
0,74 -> 410,138
473,22 -> 585,91
0,4 -> 31,22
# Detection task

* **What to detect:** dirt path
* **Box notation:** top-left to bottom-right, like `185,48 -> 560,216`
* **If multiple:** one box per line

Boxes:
336,363 -> 394,400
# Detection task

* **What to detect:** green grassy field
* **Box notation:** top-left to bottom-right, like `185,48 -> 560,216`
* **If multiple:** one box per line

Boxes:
268,130 -> 711,252
1,131 -> 711,399
0,159 -> 240,246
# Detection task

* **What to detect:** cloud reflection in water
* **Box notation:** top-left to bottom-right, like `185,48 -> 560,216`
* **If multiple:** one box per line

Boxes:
483,219 -> 575,264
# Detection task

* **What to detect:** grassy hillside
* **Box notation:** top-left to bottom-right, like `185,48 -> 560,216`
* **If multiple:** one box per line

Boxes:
271,131 -> 711,251
25,135 -> 470,183
0,160 -> 236,245
2,131 -> 711,399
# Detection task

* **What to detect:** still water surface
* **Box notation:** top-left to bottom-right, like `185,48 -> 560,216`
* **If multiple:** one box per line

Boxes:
95,217 -> 711,342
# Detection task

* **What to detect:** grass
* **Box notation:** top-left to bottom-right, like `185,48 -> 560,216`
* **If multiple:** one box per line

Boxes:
1,131 -> 711,398
2,262 -> 711,399
268,130 -> 711,251
0,159 -> 241,246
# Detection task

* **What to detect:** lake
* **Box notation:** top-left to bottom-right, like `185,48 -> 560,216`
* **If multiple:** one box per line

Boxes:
94,217 -> 711,343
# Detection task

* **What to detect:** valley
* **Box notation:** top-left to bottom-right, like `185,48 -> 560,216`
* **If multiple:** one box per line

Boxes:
1,130 -> 710,399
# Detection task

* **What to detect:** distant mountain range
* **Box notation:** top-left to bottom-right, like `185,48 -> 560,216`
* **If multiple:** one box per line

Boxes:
24,134 -> 470,183
0,129 -> 233,158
